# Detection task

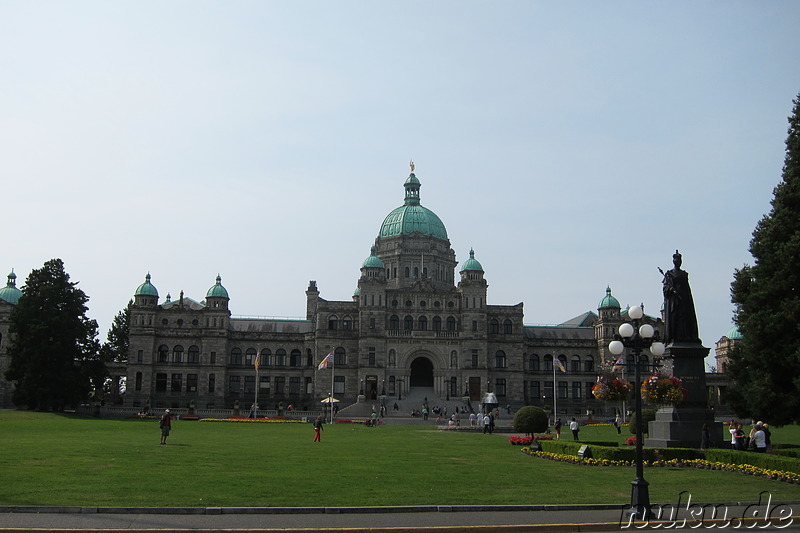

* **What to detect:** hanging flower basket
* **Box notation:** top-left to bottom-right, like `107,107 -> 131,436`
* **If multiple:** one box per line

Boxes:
591,376 -> 631,401
641,373 -> 688,405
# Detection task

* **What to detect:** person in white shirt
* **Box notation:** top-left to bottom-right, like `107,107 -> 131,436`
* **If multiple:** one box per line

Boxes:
569,418 -> 580,441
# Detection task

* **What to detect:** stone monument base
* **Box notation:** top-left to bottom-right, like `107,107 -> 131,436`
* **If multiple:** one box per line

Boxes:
646,406 -> 722,448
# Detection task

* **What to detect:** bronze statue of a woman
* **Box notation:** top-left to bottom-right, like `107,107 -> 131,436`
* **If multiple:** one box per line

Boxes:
661,250 -> 700,344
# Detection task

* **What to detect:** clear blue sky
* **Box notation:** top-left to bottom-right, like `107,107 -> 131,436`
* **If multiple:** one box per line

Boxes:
3,2 -> 799,368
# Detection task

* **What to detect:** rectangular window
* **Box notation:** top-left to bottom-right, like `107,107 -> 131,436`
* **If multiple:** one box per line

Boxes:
368,347 -> 376,367
244,375 -> 255,393
558,381 -> 568,399
495,378 -> 506,396
228,375 -> 241,393
210,352 -> 216,364
289,377 -> 301,395
135,372 -> 143,391
369,318 -> 376,329
543,381 -> 554,399
586,382 -> 594,400
260,376 -> 270,396
171,373 -> 182,392
334,375 -> 345,394
529,380 -> 540,400
471,349 -> 479,368
388,376 -> 396,395
274,376 -> 285,396
572,381 -> 582,399
472,320 -> 478,332
209,374 -> 216,393
137,350 -> 143,362
186,374 -> 198,393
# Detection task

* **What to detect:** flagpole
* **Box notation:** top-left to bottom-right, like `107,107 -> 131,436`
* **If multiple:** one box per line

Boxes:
553,359 -> 557,423
253,351 -> 260,419
330,355 -> 335,423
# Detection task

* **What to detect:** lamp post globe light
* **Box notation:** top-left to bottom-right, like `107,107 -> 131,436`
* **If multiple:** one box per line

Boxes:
608,304 -> 665,520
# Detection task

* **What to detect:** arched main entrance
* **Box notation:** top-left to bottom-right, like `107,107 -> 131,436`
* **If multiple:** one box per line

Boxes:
409,357 -> 434,387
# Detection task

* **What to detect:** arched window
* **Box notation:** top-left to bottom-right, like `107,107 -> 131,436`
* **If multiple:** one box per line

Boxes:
529,354 -> 540,371
231,348 -> 242,366
557,355 -> 567,371
404,315 -> 413,330
158,345 -> 168,363
328,315 -> 338,330
446,316 -> 457,331
334,347 -> 346,366
570,355 -> 581,372
544,354 -> 553,372
261,348 -> 272,366
432,316 -> 442,331
495,350 -> 507,368
389,315 -> 400,330
503,319 -> 513,334
245,348 -> 256,366
584,355 -> 594,373
489,319 -> 500,334
290,349 -> 302,367
342,316 -> 353,330
171,345 -> 184,363
418,315 -> 428,330
275,349 -> 286,366
188,345 -> 200,364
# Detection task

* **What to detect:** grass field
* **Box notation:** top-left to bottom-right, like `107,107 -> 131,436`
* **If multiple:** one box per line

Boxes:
0,411 -> 798,508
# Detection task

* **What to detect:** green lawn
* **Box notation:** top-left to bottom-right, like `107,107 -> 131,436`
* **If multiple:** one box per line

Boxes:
0,412 -> 798,507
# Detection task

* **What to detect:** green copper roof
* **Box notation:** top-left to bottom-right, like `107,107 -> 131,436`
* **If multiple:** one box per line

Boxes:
598,286 -> 620,309
134,273 -> 159,297
0,270 -> 23,305
207,274 -> 229,299
461,248 -> 483,272
379,172 -> 448,240
725,325 -> 743,340
353,287 -> 361,296
362,246 -> 385,269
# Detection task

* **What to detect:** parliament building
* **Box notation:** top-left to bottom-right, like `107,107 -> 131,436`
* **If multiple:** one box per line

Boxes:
5,165 -> 731,417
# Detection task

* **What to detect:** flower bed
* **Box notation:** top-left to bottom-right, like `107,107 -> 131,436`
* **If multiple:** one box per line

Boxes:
509,435 -> 554,446
200,418 -> 306,423
521,449 -> 800,484
333,419 -> 368,424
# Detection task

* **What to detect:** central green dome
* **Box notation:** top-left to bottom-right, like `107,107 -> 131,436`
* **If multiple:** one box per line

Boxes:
379,172 -> 448,240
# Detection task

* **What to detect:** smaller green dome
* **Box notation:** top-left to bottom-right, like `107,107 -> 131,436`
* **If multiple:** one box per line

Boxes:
0,270 -> 23,305
135,273 -> 159,297
461,248 -> 483,272
207,274 -> 229,299
353,287 -> 361,297
725,325 -> 743,340
362,246 -> 385,269
598,286 -> 620,309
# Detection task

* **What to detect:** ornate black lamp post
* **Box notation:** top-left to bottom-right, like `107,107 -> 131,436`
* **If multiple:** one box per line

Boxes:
608,304 -> 665,520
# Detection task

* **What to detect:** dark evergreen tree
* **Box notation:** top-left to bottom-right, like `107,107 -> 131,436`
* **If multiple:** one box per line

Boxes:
101,300 -> 131,363
729,93 -> 800,425
4,259 -> 103,410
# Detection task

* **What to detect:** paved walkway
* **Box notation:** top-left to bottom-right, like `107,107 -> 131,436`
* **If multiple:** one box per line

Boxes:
2,503 -> 799,532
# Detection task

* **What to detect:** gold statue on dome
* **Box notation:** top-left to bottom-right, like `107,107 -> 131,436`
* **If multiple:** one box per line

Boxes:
410,159 -> 415,173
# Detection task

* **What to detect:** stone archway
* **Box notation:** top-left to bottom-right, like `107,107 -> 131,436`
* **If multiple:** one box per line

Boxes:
409,357 -> 434,387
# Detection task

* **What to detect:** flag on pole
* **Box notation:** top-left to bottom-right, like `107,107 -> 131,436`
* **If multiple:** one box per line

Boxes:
318,352 -> 334,370
613,355 -> 625,371
554,357 -> 566,373
254,354 -> 260,372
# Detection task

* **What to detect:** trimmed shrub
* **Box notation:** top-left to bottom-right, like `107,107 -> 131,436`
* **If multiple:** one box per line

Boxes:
513,406 -> 549,435
628,409 -> 657,435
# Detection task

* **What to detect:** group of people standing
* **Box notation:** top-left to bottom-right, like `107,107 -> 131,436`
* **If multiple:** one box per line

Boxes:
728,421 -> 770,452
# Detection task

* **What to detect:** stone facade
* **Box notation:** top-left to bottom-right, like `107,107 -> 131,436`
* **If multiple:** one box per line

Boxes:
0,170 -> 683,418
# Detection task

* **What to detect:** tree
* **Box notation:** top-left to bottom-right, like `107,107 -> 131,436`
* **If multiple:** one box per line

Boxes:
101,300 -> 131,363
4,259 -> 103,410
728,93 -> 800,425
512,406 -> 549,435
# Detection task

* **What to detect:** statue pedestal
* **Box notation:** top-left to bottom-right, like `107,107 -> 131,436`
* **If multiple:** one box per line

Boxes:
646,343 -> 722,448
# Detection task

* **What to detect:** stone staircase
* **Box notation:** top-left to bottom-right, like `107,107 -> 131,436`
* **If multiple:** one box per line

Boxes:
336,387 -> 470,420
